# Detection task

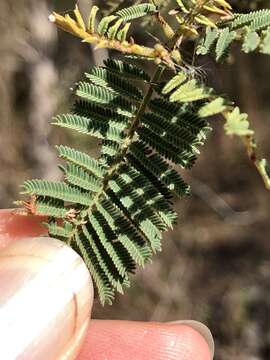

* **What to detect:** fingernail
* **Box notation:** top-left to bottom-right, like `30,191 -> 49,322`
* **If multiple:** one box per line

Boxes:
0,236 -> 93,360
169,320 -> 214,359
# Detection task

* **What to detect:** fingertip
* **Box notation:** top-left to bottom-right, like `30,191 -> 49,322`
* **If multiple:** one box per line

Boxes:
169,324 -> 213,360
77,320 -> 213,360
0,236 -> 93,360
169,320 -> 214,359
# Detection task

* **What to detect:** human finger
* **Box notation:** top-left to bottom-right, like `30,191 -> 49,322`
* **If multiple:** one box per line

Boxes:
76,320 -> 214,360
0,236 -> 94,360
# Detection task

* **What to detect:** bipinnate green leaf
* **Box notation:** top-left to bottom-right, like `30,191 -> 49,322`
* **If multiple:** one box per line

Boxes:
21,59 -> 211,304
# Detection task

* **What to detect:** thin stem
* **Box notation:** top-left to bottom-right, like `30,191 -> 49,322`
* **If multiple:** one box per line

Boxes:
242,135 -> 270,190
126,66 -> 164,138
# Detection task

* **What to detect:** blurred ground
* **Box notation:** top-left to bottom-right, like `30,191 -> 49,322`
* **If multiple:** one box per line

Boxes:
0,1 -> 270,359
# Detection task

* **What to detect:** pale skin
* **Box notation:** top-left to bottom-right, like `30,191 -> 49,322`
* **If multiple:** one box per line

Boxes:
0,209 -> 214,360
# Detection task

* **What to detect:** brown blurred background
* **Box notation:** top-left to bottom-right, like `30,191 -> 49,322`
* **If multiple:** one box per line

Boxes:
0,1 -> 270,359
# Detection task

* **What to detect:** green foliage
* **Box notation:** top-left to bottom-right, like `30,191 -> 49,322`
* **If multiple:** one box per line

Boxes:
196,28 -> 219,56
197,9 -> 270,59
90,3 -> 157,41
224,107 -> 254,136
228,9 -> 270,31
115,3 -> 157,21
162,72 -> 187,94
22,60 -> 211,304
104,58 -> 151,81
163,77 -> 213,103
215,28 -> 236,61
198,98 -> 228,118
260,27 -> 270,54
88,3 -> 156,42
242,30 -> 261,53
20,1 -> 270,304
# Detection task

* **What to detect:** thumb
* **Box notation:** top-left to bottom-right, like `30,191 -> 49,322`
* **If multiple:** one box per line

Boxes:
0,236 -> 93,360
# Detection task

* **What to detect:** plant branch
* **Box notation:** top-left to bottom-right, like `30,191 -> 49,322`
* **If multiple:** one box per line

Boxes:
242,135 -> 270,189
49,9 -> 175,69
